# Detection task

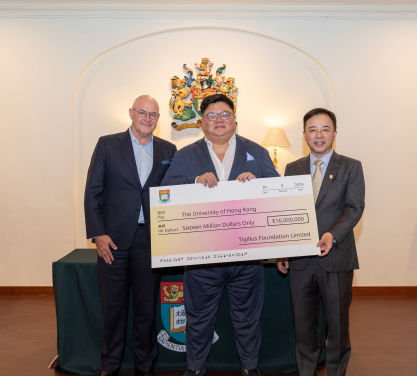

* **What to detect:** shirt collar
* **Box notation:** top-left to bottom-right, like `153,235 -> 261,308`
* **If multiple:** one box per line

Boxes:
204,133 -> 236,148
129,126 -> 153,146
310,149 -> 333,167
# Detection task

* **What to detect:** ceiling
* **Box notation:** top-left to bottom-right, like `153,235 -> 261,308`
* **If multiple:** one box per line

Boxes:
0,0 -> 417,4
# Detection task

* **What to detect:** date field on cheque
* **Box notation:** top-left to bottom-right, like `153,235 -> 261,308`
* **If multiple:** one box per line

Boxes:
267,213 -> 310,226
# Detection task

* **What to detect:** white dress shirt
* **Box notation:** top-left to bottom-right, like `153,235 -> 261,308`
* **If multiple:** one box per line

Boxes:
203,134 -> 236,182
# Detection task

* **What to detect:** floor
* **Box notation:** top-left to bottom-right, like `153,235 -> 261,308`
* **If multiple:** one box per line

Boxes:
0,295 -> 416,376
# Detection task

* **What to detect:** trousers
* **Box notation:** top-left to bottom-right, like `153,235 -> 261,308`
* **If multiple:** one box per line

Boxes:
184,261 -> 264,371
290,257 -> 353,376
97,226 -> 161,373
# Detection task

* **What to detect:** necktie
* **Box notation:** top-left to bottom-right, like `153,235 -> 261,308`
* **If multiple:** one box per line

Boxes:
312,160 -> 323,203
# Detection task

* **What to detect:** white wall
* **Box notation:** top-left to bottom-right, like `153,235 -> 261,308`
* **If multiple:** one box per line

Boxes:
1,4 -> 416,286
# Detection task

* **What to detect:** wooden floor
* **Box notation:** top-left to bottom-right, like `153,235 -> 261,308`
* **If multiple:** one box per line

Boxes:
0,295 -> 416,376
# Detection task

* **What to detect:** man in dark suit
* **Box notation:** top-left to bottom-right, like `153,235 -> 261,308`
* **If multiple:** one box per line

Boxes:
277,108 -> 365,376
162,94 -> 279,376
84,95 -> 177,376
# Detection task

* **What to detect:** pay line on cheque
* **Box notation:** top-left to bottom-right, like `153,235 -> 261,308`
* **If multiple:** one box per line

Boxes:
157,208 -> 308,223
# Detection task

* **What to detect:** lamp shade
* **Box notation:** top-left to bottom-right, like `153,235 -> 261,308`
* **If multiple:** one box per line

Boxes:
262,129 -> 291,147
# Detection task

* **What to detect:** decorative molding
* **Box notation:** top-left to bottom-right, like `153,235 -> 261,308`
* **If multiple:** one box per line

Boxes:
1,3 -> 417,19
0,286 -> 54,296
352,286 -> 417,296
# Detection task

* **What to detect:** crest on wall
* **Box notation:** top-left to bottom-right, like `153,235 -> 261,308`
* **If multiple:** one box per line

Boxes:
169,58 -> 239,131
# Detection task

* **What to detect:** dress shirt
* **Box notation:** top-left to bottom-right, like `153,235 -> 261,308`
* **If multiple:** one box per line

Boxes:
204,134 -> 236,182
309,149 -> 333,182
129,127 -> 153,223
310,149 -> 337,245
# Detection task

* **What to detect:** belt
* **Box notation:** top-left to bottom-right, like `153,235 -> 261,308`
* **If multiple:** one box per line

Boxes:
137,223 -> 145,227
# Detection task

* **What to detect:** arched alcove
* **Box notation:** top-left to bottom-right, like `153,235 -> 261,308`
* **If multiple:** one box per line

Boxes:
73,27 -> 336,247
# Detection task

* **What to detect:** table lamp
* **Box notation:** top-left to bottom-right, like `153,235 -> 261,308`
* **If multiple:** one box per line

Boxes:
262,129 -> 291,169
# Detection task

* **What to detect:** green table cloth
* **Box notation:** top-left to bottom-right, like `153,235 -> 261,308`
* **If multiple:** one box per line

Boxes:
53,249 -> 325,375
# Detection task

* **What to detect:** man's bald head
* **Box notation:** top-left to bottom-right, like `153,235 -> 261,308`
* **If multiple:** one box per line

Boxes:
132,95 -> 160,114
129,95 -> 160,144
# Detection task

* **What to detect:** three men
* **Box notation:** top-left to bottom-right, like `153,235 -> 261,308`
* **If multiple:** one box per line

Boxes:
84,95 -> 177,376
277,108 -> 365,376
161,94 -> 279,376
85,94 -> 364,376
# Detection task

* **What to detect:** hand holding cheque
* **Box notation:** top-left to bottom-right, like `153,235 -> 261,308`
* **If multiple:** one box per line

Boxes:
197,171 -> 256,187
277,231 -> 334,273
150,175 -> 320,268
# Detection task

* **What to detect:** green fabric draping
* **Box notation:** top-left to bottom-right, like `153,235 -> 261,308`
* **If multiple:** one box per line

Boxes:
53,249 -> 325,375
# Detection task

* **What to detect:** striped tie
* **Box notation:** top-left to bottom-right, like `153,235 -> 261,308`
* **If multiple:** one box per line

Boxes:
312,160 -> 323,203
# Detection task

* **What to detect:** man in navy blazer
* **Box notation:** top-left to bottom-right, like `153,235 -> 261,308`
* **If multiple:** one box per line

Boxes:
162,94 -> 278,376
277,108 -> 365,376
84,95 -> 177,376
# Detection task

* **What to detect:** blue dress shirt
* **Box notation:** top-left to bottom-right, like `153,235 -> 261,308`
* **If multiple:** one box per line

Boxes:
309,149 -> 337,245
129,127 -> 153,223
309,149 -> 333,181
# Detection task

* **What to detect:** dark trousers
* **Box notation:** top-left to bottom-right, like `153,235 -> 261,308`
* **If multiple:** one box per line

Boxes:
290,257 -> 353,376
97,226 -> 161,373
184,261 -> 264,371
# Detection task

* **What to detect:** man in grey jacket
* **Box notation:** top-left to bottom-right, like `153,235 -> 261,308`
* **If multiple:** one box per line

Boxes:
277,108 -> 365,376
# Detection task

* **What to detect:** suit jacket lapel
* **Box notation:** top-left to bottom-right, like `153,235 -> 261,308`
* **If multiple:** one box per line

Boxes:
194,138 -> 218,179
300,156 -> 311,175
315,151 -> 341,206
143,136 -> 163,189
118,129 -> 141,187
229,135 -> 247,180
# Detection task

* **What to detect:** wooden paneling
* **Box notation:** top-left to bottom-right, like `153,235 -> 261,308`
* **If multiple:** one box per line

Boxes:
2,286 -> 417,297
352,286 -> 417,296
0,286 -> 54,296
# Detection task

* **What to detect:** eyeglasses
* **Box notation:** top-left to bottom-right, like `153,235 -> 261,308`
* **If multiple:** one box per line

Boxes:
131,108 -> 159,119
203,111 -> 233,121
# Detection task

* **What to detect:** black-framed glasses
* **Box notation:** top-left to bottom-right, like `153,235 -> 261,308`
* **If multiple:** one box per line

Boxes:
203,111 -> 233,121
131,108 -> 159,119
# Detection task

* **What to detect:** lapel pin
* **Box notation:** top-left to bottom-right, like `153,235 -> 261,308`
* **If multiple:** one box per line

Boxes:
330,175 -> 333,179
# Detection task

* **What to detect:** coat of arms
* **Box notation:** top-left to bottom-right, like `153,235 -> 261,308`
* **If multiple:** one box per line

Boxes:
158,282 -> 186,352
157,282 -> 220,353
159,190 -> 170,204
169,58 -> 238,131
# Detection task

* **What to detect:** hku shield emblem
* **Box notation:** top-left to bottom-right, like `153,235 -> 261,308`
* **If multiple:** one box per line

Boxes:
159,190 -> 170,204
157,282 -> 186,352
169,58 -> 238,131
157,282 -> 219,352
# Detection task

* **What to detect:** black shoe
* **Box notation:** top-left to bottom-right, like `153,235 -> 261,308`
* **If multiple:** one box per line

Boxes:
99,371 -> 119,376
183,368 -> 207,376
135,370 -> 155,376
242,368 -> 261,376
